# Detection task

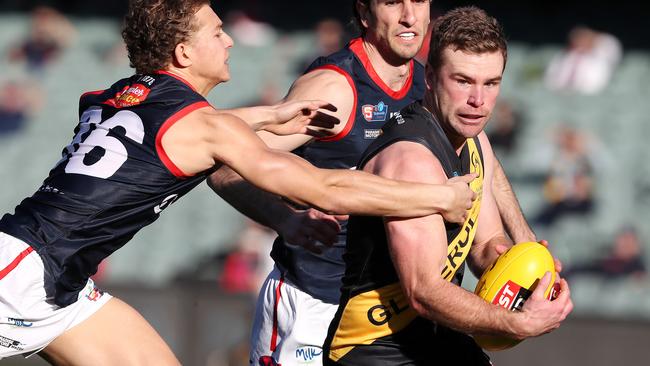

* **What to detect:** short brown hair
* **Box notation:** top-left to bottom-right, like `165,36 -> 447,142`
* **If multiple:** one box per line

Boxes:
427,6 -> 507,72
122,0 -> 209,74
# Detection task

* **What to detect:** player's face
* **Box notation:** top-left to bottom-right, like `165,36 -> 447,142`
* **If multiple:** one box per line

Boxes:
430,48 -> 504,147
364,0 -> 430,64
188,5 -> 234,84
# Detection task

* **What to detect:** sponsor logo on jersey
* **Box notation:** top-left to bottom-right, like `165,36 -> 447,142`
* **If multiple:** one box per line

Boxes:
0,335 -> 24,351
392,111 -> 406,125
258,356 -> 281,366
85,287 -> 103,302
367,298 -> 410,326
361,101 -> 389,122
113,83 -> 152,108
295,346 -> 322,363
38,184 -> 62,194
2,318 -> 33,327
139,75 -> 156,86
154,194 -> 179,214
364,129 -> 382,139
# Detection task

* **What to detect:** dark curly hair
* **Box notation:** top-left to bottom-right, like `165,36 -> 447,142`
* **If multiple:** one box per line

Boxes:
427,6 -> 508,72
122,0 -> 209,74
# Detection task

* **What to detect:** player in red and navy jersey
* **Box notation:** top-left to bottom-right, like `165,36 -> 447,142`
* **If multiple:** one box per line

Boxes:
0,1 -> 477,364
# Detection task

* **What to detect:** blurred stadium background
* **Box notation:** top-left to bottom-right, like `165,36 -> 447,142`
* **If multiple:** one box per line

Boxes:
1,0 -> 649,365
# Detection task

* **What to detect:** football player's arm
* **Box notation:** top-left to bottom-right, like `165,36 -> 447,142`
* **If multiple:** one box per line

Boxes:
162,108 -> 471,217
467,132 -> 512,278
492,152 -> 537,243
378,142 -> 570,339
207,70 -> 353,237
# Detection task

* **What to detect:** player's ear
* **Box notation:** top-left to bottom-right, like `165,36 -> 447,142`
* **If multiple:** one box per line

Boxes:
173,42 -> 193,68
357,0 -> 371,29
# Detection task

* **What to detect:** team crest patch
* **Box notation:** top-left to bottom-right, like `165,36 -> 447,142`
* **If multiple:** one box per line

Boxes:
361,101 -> 389,122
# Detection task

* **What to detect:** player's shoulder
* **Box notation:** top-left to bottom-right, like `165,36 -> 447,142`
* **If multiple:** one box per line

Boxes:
288,68 -> 354,111
372,141 -> 444,183
296,66 -> 351,91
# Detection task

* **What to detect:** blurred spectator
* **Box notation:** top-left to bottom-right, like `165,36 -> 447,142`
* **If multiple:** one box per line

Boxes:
8,6 -> 76,71
100,40 -> 129,67
486,100 -> 524,155
226,10 -> 276,47
544,26 -> 622,94
296,18 -> 345,72
534,126 -> 595,226
244,80 -> 282,107
566,226 -> 647,280
0,80 -> 43,136
219,220 -> 275,295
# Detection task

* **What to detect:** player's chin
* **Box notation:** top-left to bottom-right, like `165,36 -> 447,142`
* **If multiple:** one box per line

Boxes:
456,124 -> 484,139
395,46 -> 420,61
219,72 -> 232,83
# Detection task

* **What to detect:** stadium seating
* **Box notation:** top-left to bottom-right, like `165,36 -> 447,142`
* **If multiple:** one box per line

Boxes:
1,15 -> 649,320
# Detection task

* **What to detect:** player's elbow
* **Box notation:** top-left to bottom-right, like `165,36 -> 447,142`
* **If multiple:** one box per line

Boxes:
403,276 -> 447,320
207,167 -> 239,194
402,283 -> 431,318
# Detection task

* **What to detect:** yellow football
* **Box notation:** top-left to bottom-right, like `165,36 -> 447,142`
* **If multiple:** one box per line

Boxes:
473,242 -> 557,351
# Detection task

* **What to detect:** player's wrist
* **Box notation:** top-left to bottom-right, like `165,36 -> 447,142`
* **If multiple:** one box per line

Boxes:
437,184 -> 456,214
506,310 -> 531,340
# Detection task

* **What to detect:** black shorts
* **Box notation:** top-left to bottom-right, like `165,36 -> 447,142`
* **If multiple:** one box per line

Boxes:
325,319 -> 492,366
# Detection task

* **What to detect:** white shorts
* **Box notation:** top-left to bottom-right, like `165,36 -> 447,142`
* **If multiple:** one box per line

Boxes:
250,266 -> 338,366
0,232 -> 112,359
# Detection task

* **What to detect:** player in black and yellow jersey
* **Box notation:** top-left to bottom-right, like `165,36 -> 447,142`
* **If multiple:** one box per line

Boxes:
324,7 -> 574,365
0,1 -> 481,364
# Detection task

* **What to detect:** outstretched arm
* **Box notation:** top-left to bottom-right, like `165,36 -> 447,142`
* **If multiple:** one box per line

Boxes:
222,99 -> 338,135
162,108 -> 475,217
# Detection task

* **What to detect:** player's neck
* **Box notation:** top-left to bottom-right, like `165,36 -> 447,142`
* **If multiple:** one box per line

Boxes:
362,39 -> 411,92
422,95 -> 466,153
162,67 -> 215,97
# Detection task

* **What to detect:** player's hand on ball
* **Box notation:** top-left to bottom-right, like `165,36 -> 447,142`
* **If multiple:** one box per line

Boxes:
442,173 -> 477,223
517,272 -> 573,339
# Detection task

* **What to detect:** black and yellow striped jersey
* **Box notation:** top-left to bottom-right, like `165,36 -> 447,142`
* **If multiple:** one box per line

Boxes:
324,101 -> 490,365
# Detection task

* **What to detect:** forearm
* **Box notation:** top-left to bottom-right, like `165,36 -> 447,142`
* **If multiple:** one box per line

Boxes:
310,168 -> 454,217
225,147 -> 454,218
412,278 -> 521,338
207,166 -> 294,231
221,106 -> 275,131
493,157 -> 536,242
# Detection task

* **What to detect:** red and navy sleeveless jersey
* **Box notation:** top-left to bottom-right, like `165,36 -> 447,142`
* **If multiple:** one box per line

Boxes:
0,71 -> 213,306
271,38 -> 426,303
